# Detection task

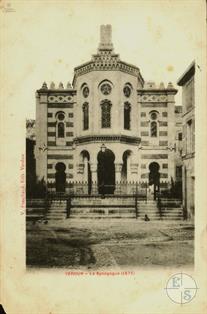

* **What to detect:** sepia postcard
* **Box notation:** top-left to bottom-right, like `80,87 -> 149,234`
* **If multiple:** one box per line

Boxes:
0,1 -> 207,313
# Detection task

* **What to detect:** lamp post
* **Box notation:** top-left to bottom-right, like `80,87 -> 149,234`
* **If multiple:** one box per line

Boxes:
100,143 -> 106,153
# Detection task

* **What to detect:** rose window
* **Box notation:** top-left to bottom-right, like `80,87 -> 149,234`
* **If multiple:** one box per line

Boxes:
100,83 -> 112,95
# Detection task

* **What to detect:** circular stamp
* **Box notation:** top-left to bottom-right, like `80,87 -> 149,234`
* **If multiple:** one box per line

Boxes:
165,273 -> 198,304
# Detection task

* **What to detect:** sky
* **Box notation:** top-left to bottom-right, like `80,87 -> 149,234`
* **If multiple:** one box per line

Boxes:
1,0 -> 205,119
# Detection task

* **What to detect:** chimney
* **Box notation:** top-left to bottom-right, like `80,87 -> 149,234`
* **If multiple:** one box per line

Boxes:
99,24 -> 113,50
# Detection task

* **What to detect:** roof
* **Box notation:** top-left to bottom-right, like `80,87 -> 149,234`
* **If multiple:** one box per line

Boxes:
177,61 -> 195,86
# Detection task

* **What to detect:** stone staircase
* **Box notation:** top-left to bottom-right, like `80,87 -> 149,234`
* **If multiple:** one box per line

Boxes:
158,198 -> 183,221
41,197 -> 183,221
137,200 -> 183,221
69,196 -> 136,219
138,200 -> 160,221
26,199 -> 46,221
46,199 -> 67,220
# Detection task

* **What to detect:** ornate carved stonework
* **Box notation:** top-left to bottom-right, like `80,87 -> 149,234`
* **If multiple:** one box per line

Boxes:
115,163 -> 123,173
48,95 -> 73,103
139,94 -> 167,102
130,163 -> 138,174
74,135 -> 141,145
77,163 -> 84,174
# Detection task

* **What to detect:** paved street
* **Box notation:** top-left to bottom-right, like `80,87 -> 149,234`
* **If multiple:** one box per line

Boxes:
26,219 -> 194,269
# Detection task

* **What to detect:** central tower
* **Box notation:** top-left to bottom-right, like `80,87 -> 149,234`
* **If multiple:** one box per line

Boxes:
73,25 -> 144,191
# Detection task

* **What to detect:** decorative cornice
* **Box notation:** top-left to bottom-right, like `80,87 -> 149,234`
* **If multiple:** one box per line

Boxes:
74,135 -> 141,145
138,94 -> 168,103
137,88 -> 177,96
72,50 -> 144,86
47,95 -> 74,103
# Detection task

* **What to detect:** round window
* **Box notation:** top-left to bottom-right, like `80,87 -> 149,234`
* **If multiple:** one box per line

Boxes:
83,86 -> 89,98
100,83 -> 112,95
151,112 -> 157,120
123,86 -> 131,97
57,113 -> 65,121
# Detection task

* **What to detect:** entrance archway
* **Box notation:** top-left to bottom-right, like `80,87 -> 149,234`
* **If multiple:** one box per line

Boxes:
97,149 -> 115,194
149,162 -> 160,199
55,162 -> 66,192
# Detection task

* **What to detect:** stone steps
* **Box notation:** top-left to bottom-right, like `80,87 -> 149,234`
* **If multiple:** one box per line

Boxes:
43,198 -> 183,221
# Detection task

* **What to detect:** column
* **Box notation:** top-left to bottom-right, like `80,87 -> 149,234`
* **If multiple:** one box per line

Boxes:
130,163 -> 139,182
129,163 -> 138,194
90,163 -> 98,194
115,163 -> 123,194
115,163 -> 123,182
83,157 -> 88,182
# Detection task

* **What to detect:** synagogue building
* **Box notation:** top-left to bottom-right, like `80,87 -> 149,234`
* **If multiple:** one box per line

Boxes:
35,25 -> 182,195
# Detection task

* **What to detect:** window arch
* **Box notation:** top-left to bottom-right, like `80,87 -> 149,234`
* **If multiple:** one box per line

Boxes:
123,83 -> 133,98
124,102 -> 131,130
82,102 -> 89,130
150,121 -> 157,137
55,111 -> 66,141
149,110 -> 158,137
80,83 -> 89,98
100,100 -> 112,128
58,122 -> 65,138
98,80 -> 113,96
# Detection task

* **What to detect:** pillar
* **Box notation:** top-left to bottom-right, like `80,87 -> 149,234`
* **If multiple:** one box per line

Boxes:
83,157 -> 88,182
90,163 -> 98,194
115,163 -> 122,182
115,163 -> 123,194
130,163 -> 139,182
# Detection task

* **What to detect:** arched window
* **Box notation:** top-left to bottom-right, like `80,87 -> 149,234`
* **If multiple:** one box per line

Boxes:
150,121 -> 157,137
82,102 -> 89,130
101,100 -> 111,128
124,102 -> 131,130
58,122 -> 65,138
123,83 -> 132,98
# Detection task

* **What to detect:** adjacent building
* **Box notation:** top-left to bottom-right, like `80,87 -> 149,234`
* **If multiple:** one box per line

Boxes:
177,61 -> 195,219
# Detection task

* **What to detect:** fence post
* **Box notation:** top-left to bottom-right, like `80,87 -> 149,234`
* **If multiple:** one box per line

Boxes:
66,196 -> 71,218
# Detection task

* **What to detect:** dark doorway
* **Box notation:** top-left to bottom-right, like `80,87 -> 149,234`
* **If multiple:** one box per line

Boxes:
149,162 -> 160,200
97,149 -> 115,194
55,162 -> 66,192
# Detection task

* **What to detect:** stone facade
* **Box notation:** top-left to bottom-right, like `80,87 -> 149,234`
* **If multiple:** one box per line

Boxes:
35,25 -> 182,193
177,61 -> 195,219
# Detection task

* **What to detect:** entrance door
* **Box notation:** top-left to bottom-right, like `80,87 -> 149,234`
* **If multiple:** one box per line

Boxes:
149,162 -> 160,199
97,149 -> 115,194
55,162 -> 66,192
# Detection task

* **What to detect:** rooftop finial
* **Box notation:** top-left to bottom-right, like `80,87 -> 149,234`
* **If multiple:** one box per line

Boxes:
99,24 -> 113,50
42,82 -> 48,90
59,82 -> 64,89
67,82 -> 72,89
50,82 -> 55,89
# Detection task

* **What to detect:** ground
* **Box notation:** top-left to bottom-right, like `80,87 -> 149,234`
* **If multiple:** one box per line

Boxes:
26,220 -> 194,269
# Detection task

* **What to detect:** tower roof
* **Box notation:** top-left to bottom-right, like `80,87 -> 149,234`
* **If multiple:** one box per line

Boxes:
98,24 -> 113,51
73,25 -> 144,86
